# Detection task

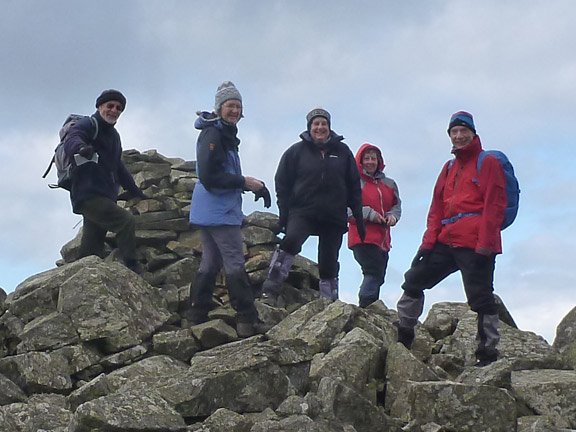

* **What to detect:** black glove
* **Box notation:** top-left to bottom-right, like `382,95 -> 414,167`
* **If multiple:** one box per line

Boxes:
356,218 -> 366,243
254,185 -> 271,208
411,249 -> 432,267
78,145 -> 95,159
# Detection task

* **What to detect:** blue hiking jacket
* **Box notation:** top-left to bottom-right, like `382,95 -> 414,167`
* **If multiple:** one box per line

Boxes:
189,112 -> 245,226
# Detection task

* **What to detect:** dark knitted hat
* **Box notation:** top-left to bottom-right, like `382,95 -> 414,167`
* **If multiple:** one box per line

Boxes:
306,107 -> 331,130
96,89 -> 126,110
447,111 -> 476,134
214,81 -> 242,113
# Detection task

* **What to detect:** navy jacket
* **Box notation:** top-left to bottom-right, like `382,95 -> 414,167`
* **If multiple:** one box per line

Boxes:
63,111 -> 142,213
189,112 -> 245,226
275,130 -> 363,230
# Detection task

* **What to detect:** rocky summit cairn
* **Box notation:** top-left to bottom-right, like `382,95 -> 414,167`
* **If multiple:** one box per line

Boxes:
0,149 -> 575,431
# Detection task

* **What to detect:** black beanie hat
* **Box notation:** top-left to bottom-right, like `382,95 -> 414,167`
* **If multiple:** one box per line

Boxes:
96,89 -> 126,110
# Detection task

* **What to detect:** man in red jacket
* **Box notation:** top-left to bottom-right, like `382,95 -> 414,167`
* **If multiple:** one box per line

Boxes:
348,143 -> 401,308
395,111 -> 507,367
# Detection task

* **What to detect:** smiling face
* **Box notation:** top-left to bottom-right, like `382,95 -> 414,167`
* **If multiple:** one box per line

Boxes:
362,150 -> 379,175
309,117 -> 330,142
97,100 -> 124,124
449,125 -> 475,149
220,99 -> 243,124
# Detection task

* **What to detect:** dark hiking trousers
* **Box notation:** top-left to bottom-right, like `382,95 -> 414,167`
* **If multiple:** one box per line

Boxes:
401,242 -> 498,316
280,214 -> 344,280
78,196 -> 137,262
192,225 -> 258,323
352,244 -> 389,307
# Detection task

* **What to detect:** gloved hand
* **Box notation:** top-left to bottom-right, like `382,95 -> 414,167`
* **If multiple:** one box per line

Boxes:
78,145 -> 95,159
411,248 -> 432,267
254,185 -> 271,208
356,218 -> 366,243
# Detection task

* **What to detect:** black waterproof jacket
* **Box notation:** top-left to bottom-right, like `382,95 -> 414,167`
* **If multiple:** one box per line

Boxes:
64,111 -> 142,213
275,130 -> 363,230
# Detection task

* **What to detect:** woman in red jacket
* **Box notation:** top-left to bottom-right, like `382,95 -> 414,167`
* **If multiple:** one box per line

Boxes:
348,143 -> 401,308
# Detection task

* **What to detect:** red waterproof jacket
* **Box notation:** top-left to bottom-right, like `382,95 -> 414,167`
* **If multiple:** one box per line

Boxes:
421,136 -> 507,255
348,143 -> 401,251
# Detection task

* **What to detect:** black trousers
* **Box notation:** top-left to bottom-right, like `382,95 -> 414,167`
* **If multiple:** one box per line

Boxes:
78,196 -> 137,262
402,242 -> 498,315
280,214 -> 345,279
352,243 -> 389,283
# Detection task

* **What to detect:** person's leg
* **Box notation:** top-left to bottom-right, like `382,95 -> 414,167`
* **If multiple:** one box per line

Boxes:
78,216 -> 107,259
396,243 -> 458,348
79,197 -> 137,267
456,248 -> 500,365
352,244 -> 387,307
210,225 -> 267,335
188,227 -> 222,324
317,224 -> 344,301
261,215 -> 312,306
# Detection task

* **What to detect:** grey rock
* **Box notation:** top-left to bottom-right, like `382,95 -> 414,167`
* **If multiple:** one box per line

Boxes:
153,328 -> 200,362
70,389 -> 186,432
391,380 -> 517,432
17,311 -> 79,353
56,259 -> 170,352
511,369 -> 576,429
190,319 -> 238,349
0,372 -> 27,405
553,305 -> 576,369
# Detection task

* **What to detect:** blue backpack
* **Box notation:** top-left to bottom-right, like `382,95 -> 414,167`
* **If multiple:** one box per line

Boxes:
447,150 -> 520,230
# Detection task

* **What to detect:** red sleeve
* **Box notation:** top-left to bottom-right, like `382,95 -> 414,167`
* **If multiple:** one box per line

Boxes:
476,156 -> 507,254
420,162 -> 450,250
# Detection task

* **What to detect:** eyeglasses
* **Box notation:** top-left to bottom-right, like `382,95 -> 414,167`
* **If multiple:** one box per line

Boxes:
105,102 -> 124,112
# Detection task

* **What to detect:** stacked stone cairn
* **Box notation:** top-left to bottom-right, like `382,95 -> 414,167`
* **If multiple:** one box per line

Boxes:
0,149 -> 575,431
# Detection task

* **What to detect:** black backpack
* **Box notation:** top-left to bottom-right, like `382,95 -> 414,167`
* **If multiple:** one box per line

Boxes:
42,114 -> 98,190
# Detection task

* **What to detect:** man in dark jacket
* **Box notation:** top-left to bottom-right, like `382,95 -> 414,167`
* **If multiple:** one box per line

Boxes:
261,108 -> 365,306
64,89 -> 146,273
395,111 -> 507,367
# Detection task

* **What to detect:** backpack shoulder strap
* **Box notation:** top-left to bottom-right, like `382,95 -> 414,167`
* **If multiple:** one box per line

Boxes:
89,116 -> 99,141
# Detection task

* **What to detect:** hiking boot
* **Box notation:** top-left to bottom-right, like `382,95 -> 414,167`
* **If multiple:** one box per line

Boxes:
394,321 -> 415,349
237,320 -> 272,338
124,259 -> 144,275
475,313 -> 500,366
259,291 -> 285,308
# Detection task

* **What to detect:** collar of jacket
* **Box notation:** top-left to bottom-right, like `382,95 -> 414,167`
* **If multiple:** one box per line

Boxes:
93,111 -> 116,131
451,135 -> 483,163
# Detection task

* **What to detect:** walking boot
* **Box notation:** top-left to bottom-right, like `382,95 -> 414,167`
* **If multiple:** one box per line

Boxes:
260,249 -> 295,307
475,313 -> 500,366
319,279 -> 333,300
393,321 -> 415,349
237,319 -> 273,338
182,271 -> 217,325
395,291 -> 425,349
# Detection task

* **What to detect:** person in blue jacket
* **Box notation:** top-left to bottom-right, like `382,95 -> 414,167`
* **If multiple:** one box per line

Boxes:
188,81 -> 271,337
64,89 -> 146,273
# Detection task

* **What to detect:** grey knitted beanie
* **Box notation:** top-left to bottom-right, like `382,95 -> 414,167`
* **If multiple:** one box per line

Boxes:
214,81 -> 242,113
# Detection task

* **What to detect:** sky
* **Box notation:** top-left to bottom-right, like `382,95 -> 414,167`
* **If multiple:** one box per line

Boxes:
1,0 -> 575,344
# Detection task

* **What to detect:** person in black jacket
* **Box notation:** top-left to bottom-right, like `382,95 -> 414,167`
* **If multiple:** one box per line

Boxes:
64,89 -> 146,273
261,108 -> 365,307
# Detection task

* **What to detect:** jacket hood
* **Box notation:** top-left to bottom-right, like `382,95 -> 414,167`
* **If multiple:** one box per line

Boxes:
451,135 -> 483,162
355,143 -> 385,176
194,111 -> 222,130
